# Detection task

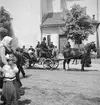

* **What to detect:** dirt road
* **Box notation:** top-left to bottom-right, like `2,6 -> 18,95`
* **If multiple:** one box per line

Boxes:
18,64 -> 100,105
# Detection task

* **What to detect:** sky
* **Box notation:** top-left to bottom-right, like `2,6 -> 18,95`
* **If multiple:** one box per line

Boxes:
0,0 -> 41,48
0,0 -> 99,48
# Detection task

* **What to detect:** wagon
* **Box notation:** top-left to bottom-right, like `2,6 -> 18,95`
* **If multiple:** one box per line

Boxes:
22,49 -> 59,70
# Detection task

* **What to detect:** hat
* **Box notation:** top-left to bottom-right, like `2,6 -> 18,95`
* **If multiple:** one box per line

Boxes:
43,37 -> 46,40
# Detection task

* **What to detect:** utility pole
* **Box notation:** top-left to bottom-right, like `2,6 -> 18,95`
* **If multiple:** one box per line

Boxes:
96,0 -> 100,57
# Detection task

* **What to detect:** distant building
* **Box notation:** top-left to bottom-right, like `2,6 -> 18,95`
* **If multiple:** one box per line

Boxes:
40,0 -> 100,54
40,0 -> 68,52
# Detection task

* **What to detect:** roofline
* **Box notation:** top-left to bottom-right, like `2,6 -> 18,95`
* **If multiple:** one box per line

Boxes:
40,23 -> 65,28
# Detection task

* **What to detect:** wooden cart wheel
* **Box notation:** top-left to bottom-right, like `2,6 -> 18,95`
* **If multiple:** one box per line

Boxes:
38,57 -> 46,65
53,60 -> 59,69
43,58 -> 54,70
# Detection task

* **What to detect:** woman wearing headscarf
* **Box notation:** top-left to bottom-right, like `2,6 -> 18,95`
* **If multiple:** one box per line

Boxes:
0,36 -> 21,104
0,36 -> 13,67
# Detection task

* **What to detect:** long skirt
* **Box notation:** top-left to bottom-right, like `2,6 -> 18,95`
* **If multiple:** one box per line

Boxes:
2,80 -> 19,105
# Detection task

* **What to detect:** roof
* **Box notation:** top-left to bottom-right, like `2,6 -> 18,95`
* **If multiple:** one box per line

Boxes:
41,12 -> 65,28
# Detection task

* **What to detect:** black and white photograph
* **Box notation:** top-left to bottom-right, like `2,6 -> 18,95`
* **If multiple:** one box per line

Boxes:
0,0 -> 100,105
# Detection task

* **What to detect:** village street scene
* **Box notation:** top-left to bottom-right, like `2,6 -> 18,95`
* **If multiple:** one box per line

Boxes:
0,0 -> 100,105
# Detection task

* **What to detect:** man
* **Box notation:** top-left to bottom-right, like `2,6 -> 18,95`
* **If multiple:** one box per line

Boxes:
28,46 -> 35,52
62,41 -> 71,53
36,41 -> 41,48
15,48 -> 26,78
49,42 -> 54,49
41,37 -> 48,50
40,37 -> 50,58
48,42 -> 54,57
22,45 -> 27,52
36,41 -> 41,57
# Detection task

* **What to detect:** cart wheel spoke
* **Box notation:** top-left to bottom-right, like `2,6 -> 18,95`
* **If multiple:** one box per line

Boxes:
53,60 -> 59,69
43,58 -> 54,70
38,57 -> 46,65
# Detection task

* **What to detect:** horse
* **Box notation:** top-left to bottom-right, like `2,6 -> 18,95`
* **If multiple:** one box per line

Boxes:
63,42 -> 97,71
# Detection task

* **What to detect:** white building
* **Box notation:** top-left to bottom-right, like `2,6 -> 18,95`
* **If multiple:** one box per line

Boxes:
40,0 -> 100,54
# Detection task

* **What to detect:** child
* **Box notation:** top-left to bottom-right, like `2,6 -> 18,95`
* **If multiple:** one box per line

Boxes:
1,54 -> 19,105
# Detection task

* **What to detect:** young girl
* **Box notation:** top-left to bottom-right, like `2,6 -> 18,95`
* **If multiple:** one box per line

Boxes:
2,54 -> 19,105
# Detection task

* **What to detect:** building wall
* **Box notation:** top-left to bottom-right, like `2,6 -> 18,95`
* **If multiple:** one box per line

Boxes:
40,0 -> 63,20
41,0 -> 100,54
42,26 -> 60,47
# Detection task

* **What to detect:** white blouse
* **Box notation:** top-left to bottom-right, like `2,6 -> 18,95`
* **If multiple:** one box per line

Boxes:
2,64 -> 18,81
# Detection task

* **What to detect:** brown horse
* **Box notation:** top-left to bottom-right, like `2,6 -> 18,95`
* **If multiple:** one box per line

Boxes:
63,42 -> 97,71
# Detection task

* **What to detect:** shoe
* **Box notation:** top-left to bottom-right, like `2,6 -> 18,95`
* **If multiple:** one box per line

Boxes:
23,75 -> 26,78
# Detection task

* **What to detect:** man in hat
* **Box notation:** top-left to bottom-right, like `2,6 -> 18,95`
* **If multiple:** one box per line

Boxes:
41,37 -> 48,50
40,37 -> 50,58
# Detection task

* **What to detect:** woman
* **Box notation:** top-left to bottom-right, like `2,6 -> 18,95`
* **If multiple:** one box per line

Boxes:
0,36 -> 13,66
0,36 -> 13,89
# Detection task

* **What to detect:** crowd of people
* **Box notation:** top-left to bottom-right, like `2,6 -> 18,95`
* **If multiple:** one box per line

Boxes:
0,36 -> 92,105
19,37 -> 58,61
0,36 -> 59,105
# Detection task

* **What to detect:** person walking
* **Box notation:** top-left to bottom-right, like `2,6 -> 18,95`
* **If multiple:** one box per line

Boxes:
15,48 -> 26,78
36,41 -> 41,57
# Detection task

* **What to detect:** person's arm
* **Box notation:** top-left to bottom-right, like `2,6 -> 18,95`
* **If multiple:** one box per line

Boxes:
0,47 -> 8,65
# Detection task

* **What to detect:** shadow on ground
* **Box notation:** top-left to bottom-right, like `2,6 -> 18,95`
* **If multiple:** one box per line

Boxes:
67,68 -> 98,72
20,74 -> 32,79
20,86 -> 31,96
19,99 -> 31,105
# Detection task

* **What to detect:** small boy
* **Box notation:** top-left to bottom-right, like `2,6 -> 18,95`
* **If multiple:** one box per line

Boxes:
1,54 -> 19,105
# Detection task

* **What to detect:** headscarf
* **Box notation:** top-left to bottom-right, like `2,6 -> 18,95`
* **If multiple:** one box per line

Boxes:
1,36 -> 12,47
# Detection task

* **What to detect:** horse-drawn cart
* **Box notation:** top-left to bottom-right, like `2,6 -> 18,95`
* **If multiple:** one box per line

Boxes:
22,49 -> 59,70
22,42 -> 97,71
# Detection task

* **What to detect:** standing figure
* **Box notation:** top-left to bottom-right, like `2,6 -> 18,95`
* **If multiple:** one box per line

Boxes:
36,41 -> 41,57
49,42 -> 54,56
15,48 -> 26,78
2,54 -> 19,105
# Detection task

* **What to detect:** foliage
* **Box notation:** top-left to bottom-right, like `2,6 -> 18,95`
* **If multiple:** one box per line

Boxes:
61,4 -> 96,44
0,6 -> 13,40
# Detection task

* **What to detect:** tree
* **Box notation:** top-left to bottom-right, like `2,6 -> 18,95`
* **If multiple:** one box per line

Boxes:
61,4 -> 96,46
0,6 -> 13,40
